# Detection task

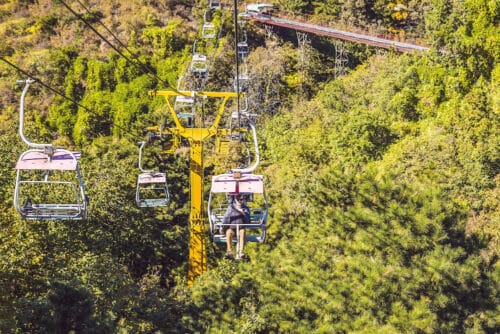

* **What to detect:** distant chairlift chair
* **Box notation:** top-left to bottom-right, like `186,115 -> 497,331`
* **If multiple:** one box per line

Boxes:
234,72 -> 250,93
237,12 -> 250,27
135,141 -> 170,208
237,41 -> 249,59
174,94 -> 196,126
202,22 -> 217,39
190,54 -> 208,79
209,0 -> 221,9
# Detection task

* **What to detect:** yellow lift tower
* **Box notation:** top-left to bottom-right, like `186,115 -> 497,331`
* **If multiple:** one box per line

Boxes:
148,90 -> 241,285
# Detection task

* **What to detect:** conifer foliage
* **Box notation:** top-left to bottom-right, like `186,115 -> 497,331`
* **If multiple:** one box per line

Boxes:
0,0 -> 498,332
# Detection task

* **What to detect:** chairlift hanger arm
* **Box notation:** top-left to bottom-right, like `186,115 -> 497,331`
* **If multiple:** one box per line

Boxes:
138,141 -> 153,173
231,120 -> 260,174
18,78 -> 53,149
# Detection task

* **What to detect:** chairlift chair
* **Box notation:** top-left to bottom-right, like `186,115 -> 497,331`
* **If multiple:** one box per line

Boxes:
202,22 -> 217,39
14,78 -> 88,220
174,95 -> 196,124
14,149 -> 88,220
231,98 -> 249,120
208,173 -> 268,244
234,73 -> 250,93
209,0 -> 221,9
237,41 -> 249,58
190,54 -> 208,79
238,12 -> 250,27
136,141 -> 170,208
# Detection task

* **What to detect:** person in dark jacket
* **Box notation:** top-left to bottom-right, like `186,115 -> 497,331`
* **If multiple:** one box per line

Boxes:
222,193 -> 250,259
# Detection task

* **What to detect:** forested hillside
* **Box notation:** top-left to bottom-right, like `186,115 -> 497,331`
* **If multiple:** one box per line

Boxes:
0,0 -> 498,332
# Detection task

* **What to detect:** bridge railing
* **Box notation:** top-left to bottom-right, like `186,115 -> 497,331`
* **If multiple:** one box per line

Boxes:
256,10 -> 430,49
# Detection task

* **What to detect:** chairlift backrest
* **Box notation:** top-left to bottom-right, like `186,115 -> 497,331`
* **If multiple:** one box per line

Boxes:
16,150 -> 80,171
210,174 -> 265,193
175,95 -> 195,106
138,172 -> 166,184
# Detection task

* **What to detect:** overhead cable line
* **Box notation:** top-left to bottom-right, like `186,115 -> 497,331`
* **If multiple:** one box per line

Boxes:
0,56 -> 143,143
204,9 -> 226,87
73,0 -> 138,57
57,0 -> 180,93
1,57 -> 90,114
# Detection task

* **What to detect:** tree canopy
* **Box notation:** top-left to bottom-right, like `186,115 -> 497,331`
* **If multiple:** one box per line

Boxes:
0,0 -> 498,332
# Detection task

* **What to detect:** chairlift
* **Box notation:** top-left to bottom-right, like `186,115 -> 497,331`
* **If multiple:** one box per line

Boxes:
190,54 -> 208,79
14,79 -> 88,220
234,73 -> 250,93
208,173 -> 268,244
135,141 -> 170,208
209,0 -> 221,9
230,93 -> 249,119
209,120 -> 267,244
237,41 -> 249,58
238,12 -> 250,27
174,94 -> 196,125
202,22 -> 216,39
14,149 -> 88,220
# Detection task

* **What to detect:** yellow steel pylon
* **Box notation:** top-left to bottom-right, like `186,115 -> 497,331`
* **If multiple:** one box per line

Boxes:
148,90 -> 241,285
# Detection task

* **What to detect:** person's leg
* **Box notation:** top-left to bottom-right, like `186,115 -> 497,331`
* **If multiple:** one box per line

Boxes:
237,228 -> 245,259
225,228 -> 234,257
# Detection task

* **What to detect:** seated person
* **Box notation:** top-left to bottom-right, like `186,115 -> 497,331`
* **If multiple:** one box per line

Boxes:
222,193 -> 250,259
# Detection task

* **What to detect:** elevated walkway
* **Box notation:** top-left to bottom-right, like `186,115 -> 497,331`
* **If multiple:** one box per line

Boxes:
249,15 -> 430,53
